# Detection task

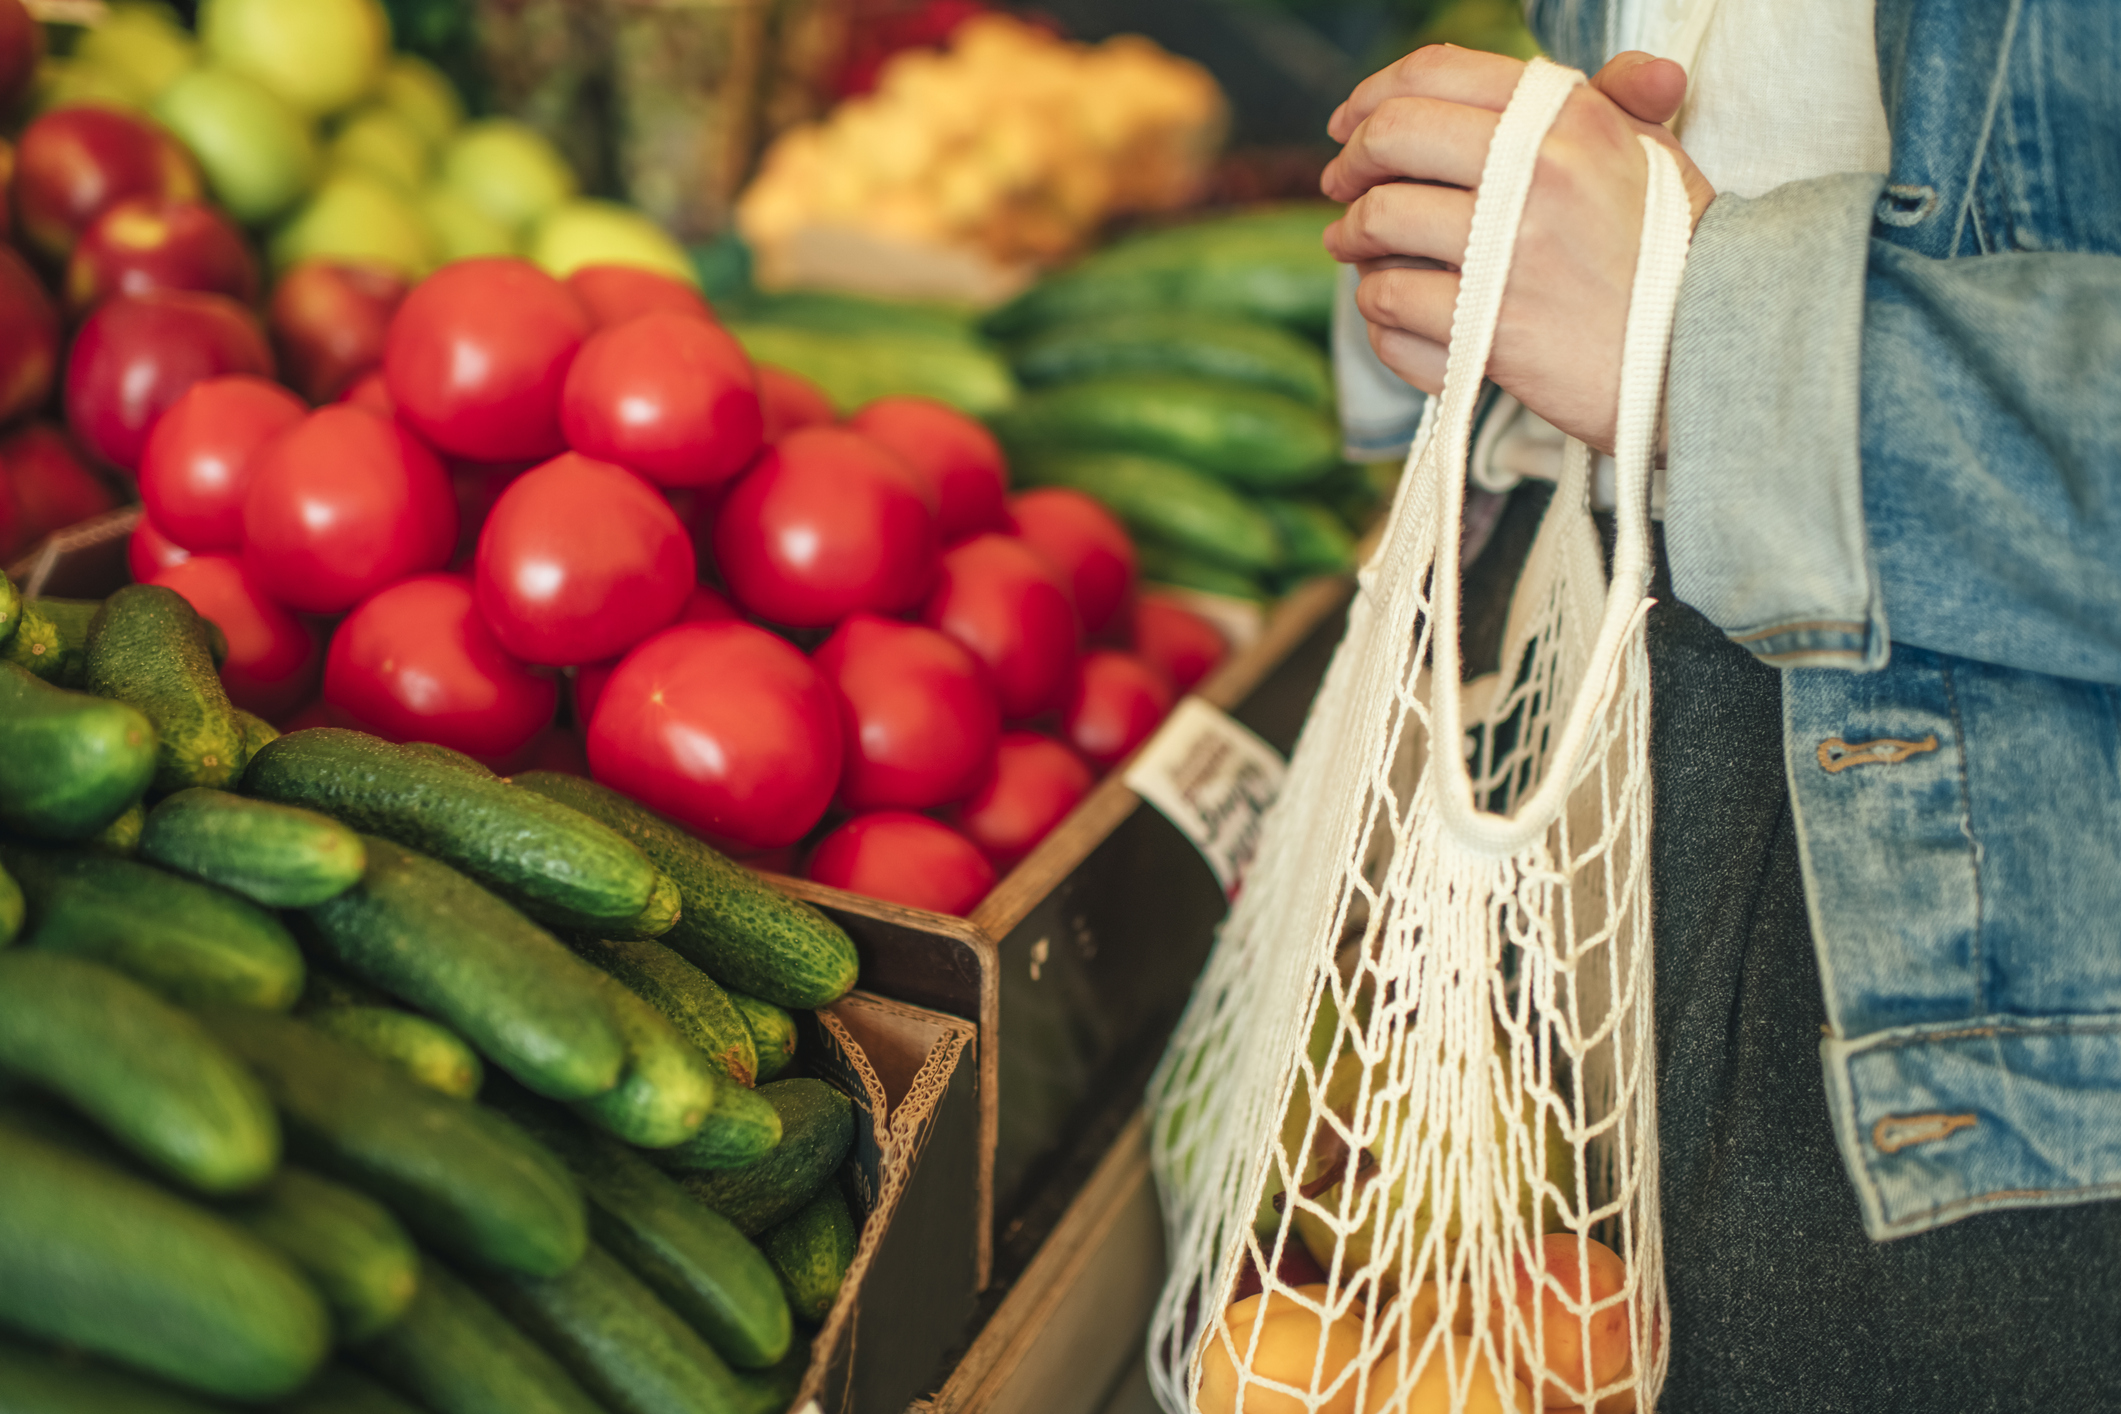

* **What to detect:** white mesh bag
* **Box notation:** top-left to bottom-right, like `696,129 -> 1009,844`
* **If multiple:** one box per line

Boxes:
1147,58 -> 1692,1414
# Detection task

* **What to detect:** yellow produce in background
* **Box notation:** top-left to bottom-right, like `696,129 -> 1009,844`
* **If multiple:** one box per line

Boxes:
71,3 -> 195,106
528,200 -> 698,286
198,0 -> 391,119
271,170 -> 434,275
328,106 -> 430,193
738,15 -> 1227,289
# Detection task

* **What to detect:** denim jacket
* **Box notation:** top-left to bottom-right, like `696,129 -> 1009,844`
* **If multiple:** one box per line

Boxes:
1347,0 -> 2121,1239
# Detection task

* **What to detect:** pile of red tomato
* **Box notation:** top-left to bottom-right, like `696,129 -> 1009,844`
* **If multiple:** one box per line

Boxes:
122,255 -> 1230,916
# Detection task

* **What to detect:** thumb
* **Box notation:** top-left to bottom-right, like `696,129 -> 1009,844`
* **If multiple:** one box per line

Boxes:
1591,50 -> 1689,125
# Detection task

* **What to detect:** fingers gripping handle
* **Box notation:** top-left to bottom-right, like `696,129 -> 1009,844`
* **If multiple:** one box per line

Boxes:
1410,57 -> 1693,856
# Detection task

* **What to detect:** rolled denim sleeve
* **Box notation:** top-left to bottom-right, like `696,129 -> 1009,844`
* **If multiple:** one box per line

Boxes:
1663,173 -> 1892,670
1860,244 -> 2121,686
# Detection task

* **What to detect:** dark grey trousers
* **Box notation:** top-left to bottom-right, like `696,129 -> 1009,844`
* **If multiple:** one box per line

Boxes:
1645,585 -> 2121,1412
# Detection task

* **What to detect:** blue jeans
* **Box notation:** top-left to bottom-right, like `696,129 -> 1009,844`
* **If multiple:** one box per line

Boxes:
1645,554 -> 2121,1411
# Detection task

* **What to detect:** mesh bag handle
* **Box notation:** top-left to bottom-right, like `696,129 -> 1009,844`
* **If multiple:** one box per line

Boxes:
1148,56 -> 1695,1414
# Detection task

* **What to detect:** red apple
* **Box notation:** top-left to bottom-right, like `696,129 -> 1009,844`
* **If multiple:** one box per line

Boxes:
64,289 -> 274,474
12,104 -> 203,265
0,244 -> 59,427
0,137 -> 15,245
0,422 -> 116,549
566,264 -> 713,329
270,259 -> 409,404
65,197 -> 259,317
0,0 -> 43,118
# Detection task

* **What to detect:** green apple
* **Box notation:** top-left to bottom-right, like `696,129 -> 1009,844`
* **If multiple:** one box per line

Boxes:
420,184 -> 515,263
528,199 -> 696,284
376,54 -> 462,147
330,105 -> 429,192
72,4 -> 196,105
440,118 -> 575,237
155,65 -> 318,224
272,170 -> 434,276
198,0 -> 390,119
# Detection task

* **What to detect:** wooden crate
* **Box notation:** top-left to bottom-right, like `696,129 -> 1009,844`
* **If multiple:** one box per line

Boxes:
770,574 -> 1351,1285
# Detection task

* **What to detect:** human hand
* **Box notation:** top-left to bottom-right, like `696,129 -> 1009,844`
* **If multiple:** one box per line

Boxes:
1322,47 -> 1715,451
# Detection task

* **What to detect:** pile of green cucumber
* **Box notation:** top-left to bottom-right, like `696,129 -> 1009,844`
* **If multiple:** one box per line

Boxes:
985,204 -> 1381,600
0,576 -> 870,1414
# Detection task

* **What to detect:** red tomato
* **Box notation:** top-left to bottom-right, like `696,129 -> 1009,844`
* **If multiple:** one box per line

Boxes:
473,452 -> 694,666
1,422 -> 117,549
587,620 -> 842,850
756,364 -> 834,440
1132,592 -> 1226,691
1063,650 -> 1173,768
341,369 -> 394,418
447,458 -> 527,558
921,532 -> 1078,720
712,426 -> 937,628
560,312 -> 762,488
138,376 -> 306,551
64,289 -> 273,473
572,659 -> 614,729
567,265 -> 713,329
325,574 -> 557,759
848,396 -> 1008,543
1007,487 -> 1136,636
127,511 -> 191,581
813,613 -> 1000,811
805,811 -> 995,916
242,405 -> 457,613
951,730 -> 1094,868
680,584 -> 737,623
382,257 -> 589,462
150,553 -> 319,718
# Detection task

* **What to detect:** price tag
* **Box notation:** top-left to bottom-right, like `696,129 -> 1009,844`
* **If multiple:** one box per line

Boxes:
1124,698 -> 1286,896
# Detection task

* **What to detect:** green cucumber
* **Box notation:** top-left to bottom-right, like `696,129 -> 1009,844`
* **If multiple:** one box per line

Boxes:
573,935 -> 757,1087
278,1365 -> 428,1414
1013,449 -> 1284,574
757,1186 -> 857,1324
1009,311 -> 1333,405
4,846 -> 304,1010
237,709 -> 281,758
0,570 -> 16,644
224,1167 -> 420,1342
572,972 -> 720,1149
727,992 -> 797,1084
0,1335 -> 236,1414
0,663 -> 157,842
730,1338 -> 808,1414
484,1243 -> 753,1414
487,1089 -> 793,1371
84,800 -> 146,855
3,601 -> 69,682
674,1079 -> 855,1235
989,376 -> 1339,491
0,950 -> 279,1193
244,730 -> 664,935
300,966 -> 390,1009
723,288 -> 979,341
1258,497 -> 1358,578
141,788 -> 368,908
24,596 -> 98,687
1134,541 -> 1268,601
85,585 -> 249,793
0,858 -> 21,946
300,836 -> 625,1102
400,741 -> 495,776
513,773 -> 858,1009
202,1007 -> 587,1278
654,1081 -> 782,1174
0,1118 -> 330,1399
724,324 -> 1017,417
303,1006 -> 485,1100
984,231 -> 1337,339
355,1259 -> 604,1414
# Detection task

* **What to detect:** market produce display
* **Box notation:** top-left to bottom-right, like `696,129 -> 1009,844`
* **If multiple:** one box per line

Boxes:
0,557 -> 872,1408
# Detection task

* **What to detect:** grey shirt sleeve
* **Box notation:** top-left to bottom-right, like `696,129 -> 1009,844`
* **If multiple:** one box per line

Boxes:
1663,173 -> 1891,670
